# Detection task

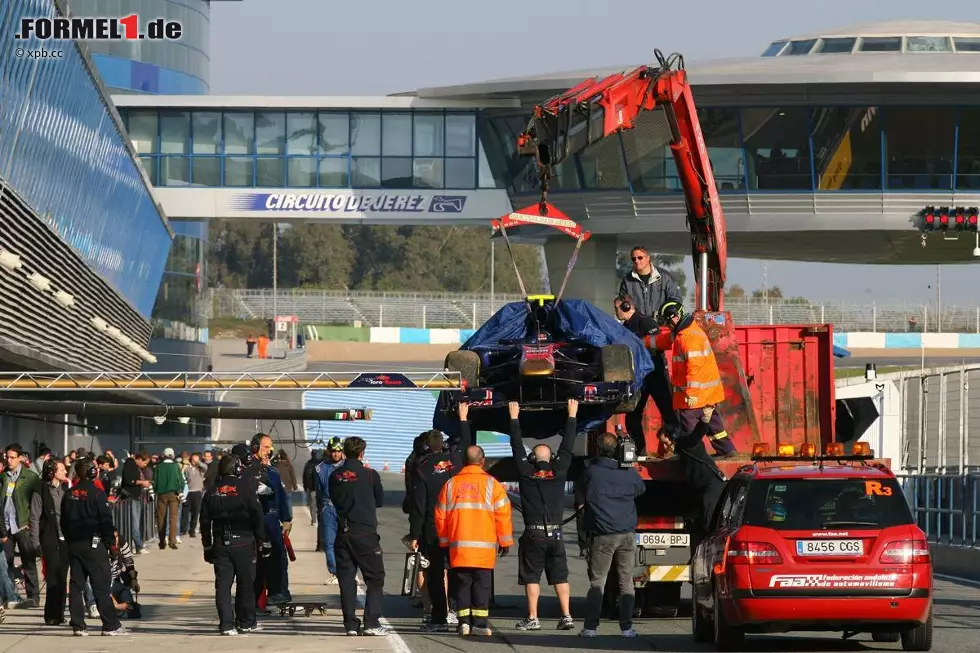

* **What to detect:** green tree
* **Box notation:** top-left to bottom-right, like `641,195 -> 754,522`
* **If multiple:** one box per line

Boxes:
752,286 -> 783,300
727,284 -> 746,299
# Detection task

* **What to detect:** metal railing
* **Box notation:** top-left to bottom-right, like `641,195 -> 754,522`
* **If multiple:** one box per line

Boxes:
900,474 -> 979,549
208,288 -> 980,333
109,496 -> 156,548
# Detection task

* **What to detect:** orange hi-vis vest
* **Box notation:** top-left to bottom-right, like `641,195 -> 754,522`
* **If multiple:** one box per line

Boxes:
647,322 -> 725,410
434,465 -> 513,569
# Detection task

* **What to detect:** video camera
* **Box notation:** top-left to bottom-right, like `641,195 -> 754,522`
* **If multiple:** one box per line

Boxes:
586,425 -> 637,468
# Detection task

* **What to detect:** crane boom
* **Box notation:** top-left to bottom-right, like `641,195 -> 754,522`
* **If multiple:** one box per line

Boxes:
517,50 -> 728,311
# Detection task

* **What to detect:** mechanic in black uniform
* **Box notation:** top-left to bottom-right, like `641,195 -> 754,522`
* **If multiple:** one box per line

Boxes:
615,293 -> 678,455
201,454 -> 267,636
60,459 -> 128,637
509,398 -> 578,632
408,403 -> 471,633
328,436 -> 389,637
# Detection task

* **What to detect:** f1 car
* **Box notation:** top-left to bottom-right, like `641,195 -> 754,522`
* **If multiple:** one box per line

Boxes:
436,206 -> 653,436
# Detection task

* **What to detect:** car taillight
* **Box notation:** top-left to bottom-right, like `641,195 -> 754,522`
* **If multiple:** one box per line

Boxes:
727,541 -> 783,565
879,539 -> 930,564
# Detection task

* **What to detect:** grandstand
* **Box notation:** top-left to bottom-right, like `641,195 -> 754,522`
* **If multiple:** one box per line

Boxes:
208,288 -> 980,334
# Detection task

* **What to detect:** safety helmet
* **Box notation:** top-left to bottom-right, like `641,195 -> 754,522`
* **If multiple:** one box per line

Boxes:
328,437 -> 343,452
657,300 -> 684,325
766,495 -> 787,522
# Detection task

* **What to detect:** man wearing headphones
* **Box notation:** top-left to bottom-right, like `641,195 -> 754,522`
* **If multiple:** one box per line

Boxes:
314,437 -> 345,585
508,398 -> 578,632
60,458 -> 128,636
201,454 -> 266,636
236,435 -> 293,607
39,458 -> 69,625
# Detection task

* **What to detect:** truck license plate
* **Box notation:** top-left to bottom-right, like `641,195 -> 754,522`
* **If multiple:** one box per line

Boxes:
796,539 -> 864,556
636,533 -> 689,548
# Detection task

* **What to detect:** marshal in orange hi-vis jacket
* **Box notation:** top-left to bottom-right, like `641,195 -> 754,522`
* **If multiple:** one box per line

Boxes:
434,465 -> 513,569
650,322 -> 725,410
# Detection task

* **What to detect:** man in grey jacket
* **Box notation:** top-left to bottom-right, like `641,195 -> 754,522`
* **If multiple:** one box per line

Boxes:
617,246 -> 683,452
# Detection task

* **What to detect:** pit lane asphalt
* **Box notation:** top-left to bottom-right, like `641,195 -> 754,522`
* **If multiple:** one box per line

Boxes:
369,472 -> 977,653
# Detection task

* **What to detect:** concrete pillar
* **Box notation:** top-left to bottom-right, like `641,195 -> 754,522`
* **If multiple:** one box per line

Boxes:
545,235 -> 619,313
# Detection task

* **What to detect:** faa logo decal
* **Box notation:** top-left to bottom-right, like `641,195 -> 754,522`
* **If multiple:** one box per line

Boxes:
228,192 -> 468,214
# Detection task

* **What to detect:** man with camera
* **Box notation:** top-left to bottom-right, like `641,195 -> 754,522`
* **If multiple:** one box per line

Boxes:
508,398 -> 578,632
576,432 -> 646,638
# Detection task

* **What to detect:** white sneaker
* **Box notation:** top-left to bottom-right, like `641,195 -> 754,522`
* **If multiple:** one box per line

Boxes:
621,627 -> 638,638
220,629 -> 238,636
363,626 -> 391,636
88,605 -> 100,619
459,623 -> 471,636
324,575 -> 339,585
579,628 -> 598,637
447,610 -> 458,625
176,536 -> 183,544
102,626 -> 130,636
136,547 -> 148,555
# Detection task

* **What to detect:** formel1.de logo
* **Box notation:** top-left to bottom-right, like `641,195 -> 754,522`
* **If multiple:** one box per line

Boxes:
15,15 -> 182,41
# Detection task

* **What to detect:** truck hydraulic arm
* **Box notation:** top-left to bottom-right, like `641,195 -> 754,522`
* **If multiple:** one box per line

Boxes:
517,50 -> 728,312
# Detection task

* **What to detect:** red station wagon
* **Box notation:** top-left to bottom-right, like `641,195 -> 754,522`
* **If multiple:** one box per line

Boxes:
692,442 -> 933,651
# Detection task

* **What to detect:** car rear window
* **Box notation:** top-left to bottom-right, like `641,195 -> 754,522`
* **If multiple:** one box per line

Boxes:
743,478 -> 914,530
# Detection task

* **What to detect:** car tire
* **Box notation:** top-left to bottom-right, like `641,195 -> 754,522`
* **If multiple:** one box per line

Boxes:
692,594 -> 713,642
873,632 -> 900,643
900,608 -> 933,651
712,584 -> 745,651
445,350 -> 481,389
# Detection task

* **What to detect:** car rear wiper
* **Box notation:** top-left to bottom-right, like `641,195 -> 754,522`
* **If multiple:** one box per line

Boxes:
822,521 -> 880,528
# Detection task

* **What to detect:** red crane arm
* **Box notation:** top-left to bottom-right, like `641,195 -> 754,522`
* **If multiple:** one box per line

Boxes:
517,50 -> 728,312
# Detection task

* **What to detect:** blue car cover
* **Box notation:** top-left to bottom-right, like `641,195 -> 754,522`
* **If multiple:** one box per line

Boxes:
432,299 -> 655,436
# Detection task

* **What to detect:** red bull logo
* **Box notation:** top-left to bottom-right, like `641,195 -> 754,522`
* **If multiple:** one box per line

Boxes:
432,460 -> 454,474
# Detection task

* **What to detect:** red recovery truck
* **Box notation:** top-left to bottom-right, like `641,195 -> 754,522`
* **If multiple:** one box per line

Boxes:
514,50 -> 876,617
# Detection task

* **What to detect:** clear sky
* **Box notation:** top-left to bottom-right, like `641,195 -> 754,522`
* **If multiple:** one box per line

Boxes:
208,0 -> 980,305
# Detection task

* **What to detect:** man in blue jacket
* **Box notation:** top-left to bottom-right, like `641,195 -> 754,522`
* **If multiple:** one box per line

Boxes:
575,432 -> 646,639
314,437 -> 345,585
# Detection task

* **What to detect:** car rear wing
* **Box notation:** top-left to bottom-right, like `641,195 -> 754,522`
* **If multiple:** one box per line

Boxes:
491,202 -> 591,307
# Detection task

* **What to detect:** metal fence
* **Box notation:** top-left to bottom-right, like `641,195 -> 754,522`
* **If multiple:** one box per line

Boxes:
900,474 -> 979,549
208,288 -> 980,333
109,496 -> 157,548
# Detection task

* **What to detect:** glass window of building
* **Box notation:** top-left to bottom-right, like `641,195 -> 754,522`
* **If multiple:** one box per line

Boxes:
351,114 -> 381,156
224,113 -> 255,155
287,157 -> 316,187
621,110 -> 673,191
319,158 -> 349,187
447,158 -> 477,189
761,41 -> 787,57
160,111 -> 190,154
139,156 -> 157,184
785,39 -> 817,55
382,157 -> 413,188
352,157 -> 381,187
287,112 -> 317,155
859,37 -> 902,52
811,107 -> 881,190
957,109 -> 980,189
446,114 -> 477,157
225,158 -> 255,186
160,157 -> 189,186
192,112 -> 221,154
192,158 -> 221,186
126,111 -> 158,155
413,114 -> 445,157
413,158 -> 444,188
885,108 -> 955,190
741,108 -> 813,191
954,37 -> 980,52
383,114 -> 413,156
257,157 -> 285,186
256,112 -> 286,155
319,113 -> 350,155
579,136 -> 629,189
815,37 -> 856,54
699,108 -> 745,190
906,36 -> 951,52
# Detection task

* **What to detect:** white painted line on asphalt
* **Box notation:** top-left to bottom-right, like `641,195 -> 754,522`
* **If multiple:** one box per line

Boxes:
935,573 -> 980,588
356,584 -> 413,653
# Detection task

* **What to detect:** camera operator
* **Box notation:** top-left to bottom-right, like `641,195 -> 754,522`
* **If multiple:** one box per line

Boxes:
577,432 -> 645,638
614,294 -> 677,453
508,399 -> 578,632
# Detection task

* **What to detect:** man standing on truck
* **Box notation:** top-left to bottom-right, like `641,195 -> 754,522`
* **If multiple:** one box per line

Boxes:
577,432 -> 646,638
617,247 -> 682,451
507,399 -> 578,632
652,300 -> 737,458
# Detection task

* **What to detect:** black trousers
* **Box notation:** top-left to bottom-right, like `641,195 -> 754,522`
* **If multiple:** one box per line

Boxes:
335,528 -> 385,631
626,366 -> 677,455
253,515 -> 288,600
213,541 -> 257,632
455,568 -> 492,628
67,540 -> 120,633
422,539 -> 451,624
41,539 -> 68,622
676,431 -> 726,546
180,491 -> 203,535
5,530 -> 40,603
